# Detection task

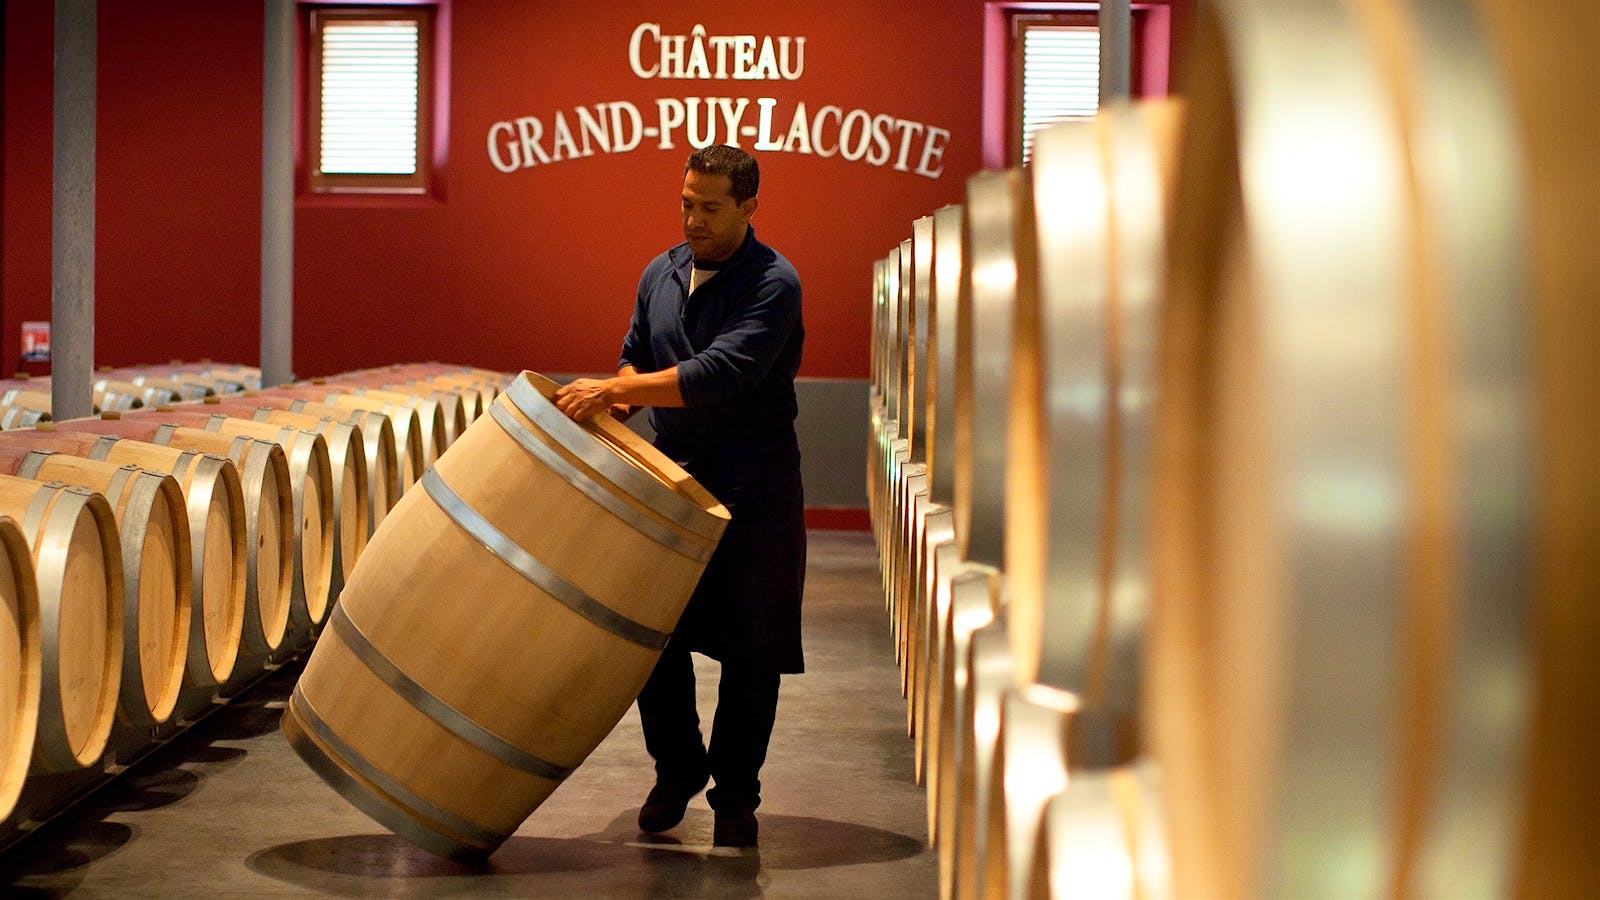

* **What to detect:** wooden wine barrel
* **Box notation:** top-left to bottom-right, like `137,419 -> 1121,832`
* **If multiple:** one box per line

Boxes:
325,374 -> 468,447
953,615 -> 1013,900
84,415 -> 291,676
259,386 -> 425,492
356,364 -> 506,416
0,514 -> 40,820
229,394 -> 400,535
888,236 -> 917,686
1031,759 -> 1169,899
909,208 -> 969,837
899,217 -> 938,778
943,167 -> 1033,900
0,474 -> 122,771
373,363 -> 509,393
313,383 -> 448,469
17,427 -> 249,690
410,372 -> 501,421
95,373 -> 179,407
0,389 -> 55,415
196,364 -> 261,391
127,409 -> 333,637
875,244 -> 904,607
1472,3 -> 1600,896
1149,3 -> 1544,898
414,380 -> 485,428
1150,5 -> 1406,896
283,371 -> 729,859
984,682 -> 1078,900
204,399 -> 368,594
921,203 -> 970,849
90,380 -> 147,412
878,243 -> 901,598
148,371 -> 225,399
101,367 -> 212,402
0,404 -> 47,430
870,254 -> 896,547
0,445 -> 192,730
1002,99 -> 1181,737
161,361 -> 250,395
955,170 -> 1029,574
937,565 -> 999,900
1,377 -> 155,414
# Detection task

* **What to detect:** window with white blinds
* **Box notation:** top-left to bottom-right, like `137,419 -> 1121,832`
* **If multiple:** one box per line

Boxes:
1019,24 -> 1101,165
309,8 -> 433,193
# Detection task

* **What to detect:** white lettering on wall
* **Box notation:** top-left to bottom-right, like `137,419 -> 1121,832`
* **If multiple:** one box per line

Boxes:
490,23 -> 952,180
488,97 -> 950,179
629,23 -> 806,81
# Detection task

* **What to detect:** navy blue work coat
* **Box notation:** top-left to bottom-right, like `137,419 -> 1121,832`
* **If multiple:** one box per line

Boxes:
619,227 -> 807,673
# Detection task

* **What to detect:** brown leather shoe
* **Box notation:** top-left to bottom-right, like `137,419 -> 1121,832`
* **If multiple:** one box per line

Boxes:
712,806 -> 759,847
637,774 -> 710,833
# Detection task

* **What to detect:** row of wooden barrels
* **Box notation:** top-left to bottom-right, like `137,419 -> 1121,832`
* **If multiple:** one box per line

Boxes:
872,3 -> 1592,900
0,361 -> 511,824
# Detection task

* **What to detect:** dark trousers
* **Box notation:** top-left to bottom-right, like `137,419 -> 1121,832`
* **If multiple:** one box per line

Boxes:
636,639 -> 781,812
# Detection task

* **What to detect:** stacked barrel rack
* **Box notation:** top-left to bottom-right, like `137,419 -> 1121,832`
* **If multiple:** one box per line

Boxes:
870,3 -> 1594,899
0,360 -> 510,849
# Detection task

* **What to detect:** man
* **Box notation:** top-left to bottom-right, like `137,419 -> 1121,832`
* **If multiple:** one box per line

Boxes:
553,144 -> 805,848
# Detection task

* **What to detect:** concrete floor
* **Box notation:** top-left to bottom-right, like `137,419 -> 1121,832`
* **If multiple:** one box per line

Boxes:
0,530 -> 934,898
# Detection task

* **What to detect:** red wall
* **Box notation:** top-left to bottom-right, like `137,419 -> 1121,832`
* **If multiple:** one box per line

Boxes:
3,0 -> 994,380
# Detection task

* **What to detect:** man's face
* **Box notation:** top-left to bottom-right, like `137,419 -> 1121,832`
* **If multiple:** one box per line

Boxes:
682,170 -> 756,263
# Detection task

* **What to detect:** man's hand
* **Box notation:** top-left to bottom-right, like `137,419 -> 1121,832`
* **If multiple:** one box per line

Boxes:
553,377 -> 618,422
553,366 -> 684,422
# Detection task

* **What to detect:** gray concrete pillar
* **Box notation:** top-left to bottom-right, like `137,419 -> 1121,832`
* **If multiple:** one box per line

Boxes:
51,0 -> 95,421
260,0 -> 295,388
1099,0 -> 1132,104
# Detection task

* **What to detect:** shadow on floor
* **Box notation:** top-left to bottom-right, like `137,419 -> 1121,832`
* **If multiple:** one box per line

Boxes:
245,808 -> 922,896
0,661 -> 306,896
247,832 -> 763,898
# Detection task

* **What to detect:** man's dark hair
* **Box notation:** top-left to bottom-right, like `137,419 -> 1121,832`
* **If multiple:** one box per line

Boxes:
686,145 -> 760,204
